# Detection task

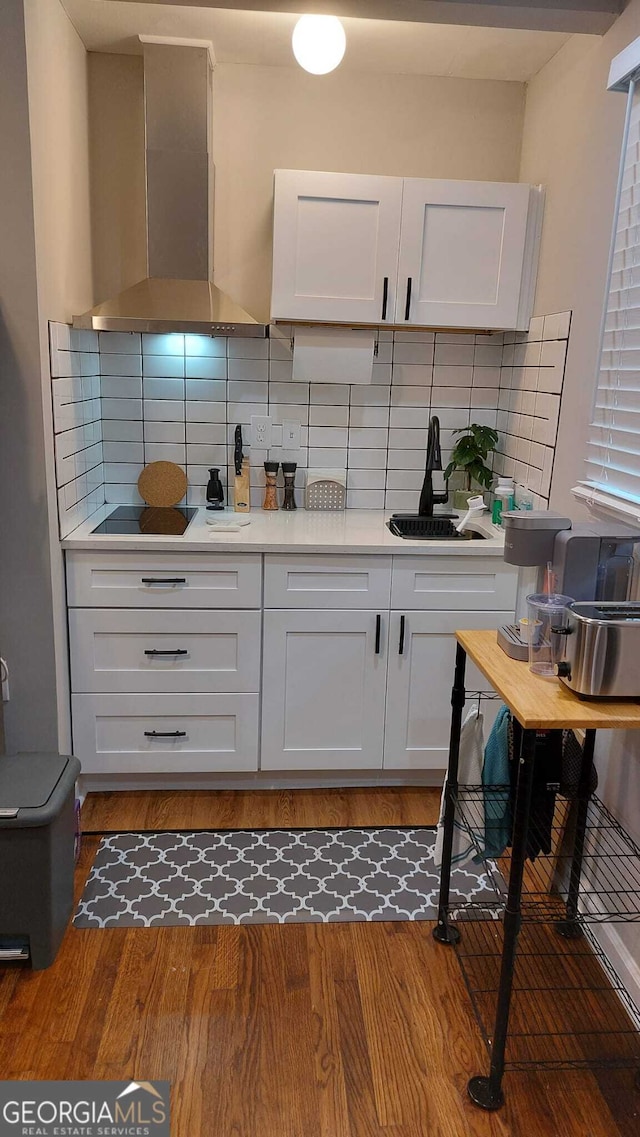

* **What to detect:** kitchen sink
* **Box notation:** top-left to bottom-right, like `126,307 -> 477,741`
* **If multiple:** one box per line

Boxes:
387,515 -> 486,540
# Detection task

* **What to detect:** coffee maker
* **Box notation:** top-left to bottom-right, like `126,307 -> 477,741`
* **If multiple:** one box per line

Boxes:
498,511 -> 640,658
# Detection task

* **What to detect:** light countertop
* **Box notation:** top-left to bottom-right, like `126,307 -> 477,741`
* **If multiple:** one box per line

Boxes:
62,507 -> 506,556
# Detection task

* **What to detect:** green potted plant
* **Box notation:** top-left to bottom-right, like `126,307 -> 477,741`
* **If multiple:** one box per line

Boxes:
444,423 -> 499,510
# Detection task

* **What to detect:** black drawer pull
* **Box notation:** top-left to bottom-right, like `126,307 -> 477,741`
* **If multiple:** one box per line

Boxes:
144,730 -> 187,738
381,276 -> 389,321
144,649 -> 188,656
399,614 -> 406,656
404,277 -> 412,321
141,577 -> 186,585
375,614 -> 382,655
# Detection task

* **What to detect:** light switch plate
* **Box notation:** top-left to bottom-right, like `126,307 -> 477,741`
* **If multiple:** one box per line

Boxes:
251,414 -> 272,449
282,419 -> 301,449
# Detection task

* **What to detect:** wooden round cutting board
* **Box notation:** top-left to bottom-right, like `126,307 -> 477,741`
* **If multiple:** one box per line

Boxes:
137,461 -> 187,508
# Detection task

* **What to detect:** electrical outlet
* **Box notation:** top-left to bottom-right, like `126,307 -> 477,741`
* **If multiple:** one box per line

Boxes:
282,419 -> 301,450
251,414 -> 272,449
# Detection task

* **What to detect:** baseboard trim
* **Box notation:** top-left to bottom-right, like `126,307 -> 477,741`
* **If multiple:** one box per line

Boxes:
80,770 -> 445,794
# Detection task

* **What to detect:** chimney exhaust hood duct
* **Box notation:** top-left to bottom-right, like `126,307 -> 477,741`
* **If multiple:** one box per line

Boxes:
74,38 -> 267,338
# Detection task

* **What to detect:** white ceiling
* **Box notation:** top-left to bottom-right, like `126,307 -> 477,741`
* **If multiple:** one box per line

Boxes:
62,0 -> 579,82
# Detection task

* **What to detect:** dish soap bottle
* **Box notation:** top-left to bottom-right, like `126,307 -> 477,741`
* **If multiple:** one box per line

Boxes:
492,476 -> 515,526
206,468 -> 224,511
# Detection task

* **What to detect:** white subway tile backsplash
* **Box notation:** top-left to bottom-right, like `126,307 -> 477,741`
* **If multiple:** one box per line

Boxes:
347,490 -> 385,509
228,358 -> 268,382
144,443 -> 186,464
385,469 -> 424,491
143,377 -> 185,401
433,365 -> 473,387
143,354 -> 185,379
269,381 -> 308,405
186,400 -> 226,423
102,419 -> 143,443
101,398 -> 142,420
227,380 -> 269,404
102,441 -> 144,463
308,427 -> 349,449
435,343 -> 475,367
101,353 -> 142,378
431,387 -> 470,408
227,402 -> 268,424
349,406 -> 389,429
142,333 -> 184,356
309,405 -> 349,428
100,375 -> 142,400
307,447 -> 348,467
186,379 -> 226,402
349,385 -> 390,407
269,403 -> 309,426
310,383 -> 350,405
185,422 -> 227,445
143,398 -> 185,422
391,385 -> 431,408
99,332 -> 141,354
145,421 -> 186,445
391,364 -> 433,386
348,427 -> 388,449
388,428 -> 429,449
371,363 -> 392,384
346,469 -> 386,490
385,490 -> 419,512
104,462 -> 143,484
347,448 -> 387,470
185,335 -> 226,357
387,449 -> 429,470
269,360 -> 294,382
228,337 -> 269,359
185,356 -> 227,381
389,406 -> 430,429
392,340 -> 434,365
186,443 -> 228,466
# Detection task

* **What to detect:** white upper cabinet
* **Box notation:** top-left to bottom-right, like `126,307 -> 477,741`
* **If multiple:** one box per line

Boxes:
396,178 -> 539,330
271,170 -> 542,330
271,170 -> 403,323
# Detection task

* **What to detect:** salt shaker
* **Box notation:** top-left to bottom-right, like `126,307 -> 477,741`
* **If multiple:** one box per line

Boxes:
263,461 -> 279,510
281,462 -> 298,510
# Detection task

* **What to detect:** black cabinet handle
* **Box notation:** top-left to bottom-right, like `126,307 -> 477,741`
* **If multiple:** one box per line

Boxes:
381,276 -> 389,321
141,577 -> 186,585
144,730 -> 187,738
375,614 -> 382,655
144,649 -> 188,657
404,277 -> 412,321
399,615 -> 406,656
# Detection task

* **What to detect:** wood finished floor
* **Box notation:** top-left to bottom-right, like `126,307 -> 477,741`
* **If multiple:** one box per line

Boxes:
0,788 -> 639,1137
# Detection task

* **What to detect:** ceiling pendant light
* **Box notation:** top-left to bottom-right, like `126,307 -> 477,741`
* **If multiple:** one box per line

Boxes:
292,15 -> 346,75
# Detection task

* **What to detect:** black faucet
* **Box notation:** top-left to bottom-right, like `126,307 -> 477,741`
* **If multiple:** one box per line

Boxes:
418,415 -> 446,517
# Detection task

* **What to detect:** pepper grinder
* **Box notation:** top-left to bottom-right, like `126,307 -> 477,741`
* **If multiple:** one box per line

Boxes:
281,462 -> 298,511
206,467 -> 224,511
263,461 -> 279,511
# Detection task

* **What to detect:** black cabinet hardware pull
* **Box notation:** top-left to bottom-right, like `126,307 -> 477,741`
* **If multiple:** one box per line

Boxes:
144,649 -> 188,657
399,615 -> 406,656
381,276 -> 389,321
144,730 -> 187,738
375,614 -> 382,655
141,577 -> 186,585
404,277 -> 412,321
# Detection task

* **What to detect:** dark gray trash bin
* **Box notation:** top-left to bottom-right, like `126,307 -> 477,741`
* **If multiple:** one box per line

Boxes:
0,753 -> 81,969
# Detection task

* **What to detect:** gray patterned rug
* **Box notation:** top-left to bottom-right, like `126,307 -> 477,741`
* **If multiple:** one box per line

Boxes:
74,827 -> 501,928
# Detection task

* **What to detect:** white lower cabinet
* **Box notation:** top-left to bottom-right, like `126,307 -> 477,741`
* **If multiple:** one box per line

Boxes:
261,609 -> 387,770
383,610 -> 514,770
72,693 -> 260,775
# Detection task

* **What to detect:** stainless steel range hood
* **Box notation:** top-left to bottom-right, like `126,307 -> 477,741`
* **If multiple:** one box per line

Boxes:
74,38 -> 267,339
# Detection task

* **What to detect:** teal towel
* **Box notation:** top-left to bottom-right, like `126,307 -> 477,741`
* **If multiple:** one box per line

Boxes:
483,705 -> 511,858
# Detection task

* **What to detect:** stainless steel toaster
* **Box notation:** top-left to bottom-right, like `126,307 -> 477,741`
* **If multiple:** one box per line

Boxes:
555,601 -> 640,699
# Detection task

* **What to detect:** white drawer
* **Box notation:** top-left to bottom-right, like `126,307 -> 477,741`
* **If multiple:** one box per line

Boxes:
66,551 -> 261,609
71,692 -> 259,774
69,609 -> 261,694
264,554 -> 391,609
391,556 -> 518,611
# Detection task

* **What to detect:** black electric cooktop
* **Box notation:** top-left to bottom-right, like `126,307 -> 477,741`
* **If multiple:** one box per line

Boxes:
91,505 -> 197,536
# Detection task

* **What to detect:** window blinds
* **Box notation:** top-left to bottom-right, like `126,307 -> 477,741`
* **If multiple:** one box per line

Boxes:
582,82 -> 640,510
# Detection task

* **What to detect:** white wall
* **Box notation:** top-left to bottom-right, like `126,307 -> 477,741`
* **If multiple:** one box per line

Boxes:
518,0 -> 640,1000
211,64 -> 527,321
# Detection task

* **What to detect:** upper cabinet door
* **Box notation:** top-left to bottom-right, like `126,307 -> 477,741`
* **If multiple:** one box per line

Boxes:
396,179 -> 538,330
271,170 -> 403,323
